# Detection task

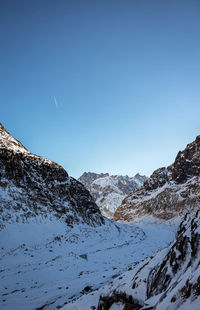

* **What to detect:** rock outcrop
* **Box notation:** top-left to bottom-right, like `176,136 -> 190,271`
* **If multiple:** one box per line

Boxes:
79,172 -> 147,218
0,124 -> 104,228
114,135 -> 200,221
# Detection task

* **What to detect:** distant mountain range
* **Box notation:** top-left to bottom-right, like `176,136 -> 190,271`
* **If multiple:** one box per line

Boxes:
79,172 -> 147,218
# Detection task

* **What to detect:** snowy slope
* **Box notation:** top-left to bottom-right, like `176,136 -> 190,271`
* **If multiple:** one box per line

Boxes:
62,211 -> 200,310
0,218 -> 177,310
79,172 -> 147,218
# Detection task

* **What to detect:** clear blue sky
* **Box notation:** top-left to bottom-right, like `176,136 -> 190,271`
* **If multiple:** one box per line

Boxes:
1,0 -> 200,178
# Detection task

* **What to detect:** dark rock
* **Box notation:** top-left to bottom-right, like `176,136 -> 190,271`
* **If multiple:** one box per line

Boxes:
168,135 -> 200,183
79,254 -> 88,260
81,285 -> 92,293
97,291 -> 142,310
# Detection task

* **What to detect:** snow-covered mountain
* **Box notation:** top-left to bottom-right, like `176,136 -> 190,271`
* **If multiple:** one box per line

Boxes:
114,135 -> 200,222
1,124 -> 200,310
0,124 -> 177,310
62,210 -> 200,310
0,123 -> 104,228
79,172 -> 147,218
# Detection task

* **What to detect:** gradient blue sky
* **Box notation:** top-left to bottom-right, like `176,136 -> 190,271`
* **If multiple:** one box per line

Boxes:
1,0 -> 200,178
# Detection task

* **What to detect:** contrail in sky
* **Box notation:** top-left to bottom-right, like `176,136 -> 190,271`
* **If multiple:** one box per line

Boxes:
54,96 -> 58,108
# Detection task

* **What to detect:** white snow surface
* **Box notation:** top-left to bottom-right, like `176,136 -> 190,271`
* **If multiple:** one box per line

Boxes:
62,213 -> 200,310
0,217 -> 177,310
61,248 -> 169,310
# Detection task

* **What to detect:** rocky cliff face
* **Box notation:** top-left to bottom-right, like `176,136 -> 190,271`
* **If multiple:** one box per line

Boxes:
79,172 -> 147,218
114,135 -> 200,221
0,124 -> 104,228
97,210 -> 200,310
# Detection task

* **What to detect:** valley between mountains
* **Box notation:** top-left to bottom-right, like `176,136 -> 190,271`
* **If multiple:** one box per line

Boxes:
0,217 -> 176,310
0,124 -> 200,310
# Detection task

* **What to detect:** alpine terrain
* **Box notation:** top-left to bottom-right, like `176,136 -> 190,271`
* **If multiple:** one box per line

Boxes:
0,124 -> 176,310
63,136 -> 200,310
79,172 -> 147,218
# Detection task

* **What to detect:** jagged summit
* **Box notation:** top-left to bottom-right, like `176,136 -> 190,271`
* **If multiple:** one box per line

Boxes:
0,124 -> 104,227
79,172 -> 147,218
114,135 -> 200,221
